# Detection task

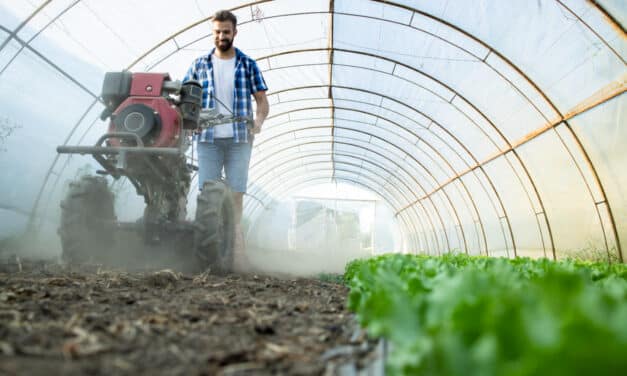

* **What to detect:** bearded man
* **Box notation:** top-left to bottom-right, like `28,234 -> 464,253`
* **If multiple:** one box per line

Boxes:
184,9 -> 269,271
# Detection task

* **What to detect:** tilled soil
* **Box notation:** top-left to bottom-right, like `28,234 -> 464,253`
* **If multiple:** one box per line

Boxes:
0,259 -> 377,375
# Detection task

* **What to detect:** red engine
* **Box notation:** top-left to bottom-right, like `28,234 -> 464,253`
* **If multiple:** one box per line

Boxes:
100,72 -> 201,147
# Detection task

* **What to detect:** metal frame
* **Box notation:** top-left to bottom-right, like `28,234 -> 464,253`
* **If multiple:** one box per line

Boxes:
251,116 -> 476,252
247,140 -> 436,252
2,0 -> 622,260
248,150 -> 466,255
244,174 -> 418,251
244,172 -> 422,252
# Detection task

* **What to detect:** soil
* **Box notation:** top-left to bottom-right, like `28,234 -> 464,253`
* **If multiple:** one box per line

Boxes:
0,258 -> 378,375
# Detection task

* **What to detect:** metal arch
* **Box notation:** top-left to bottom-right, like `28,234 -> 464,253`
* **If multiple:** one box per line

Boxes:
263,107 -> 452,185
368,0 -> 623,260
261,58 -> 517,223
266,101 -> 462,182
32,105 -> 106,227
0,25 -> 98,97
264,76 -> 619,260
251,126 -> 460,253
262,97 -> 494,252
246,173 -> 401,218
264,85 -> 612,260
247,151 -> 437,254
248,140 -> 434,252
259,48 -> 570,260
261,172 -> 426,254
267,86 -> 493,201
247,139 -> 439,252
254,118 -> 481,254
125,1 -> 562,141
268,103 -> 452,182
128,2 -> 312,70
262,118 -> 452,191
257,48 -> 508,147
254,135 -> 469,254
1,1 -> 100,230
247,166 -> 426,251
121,2 -> 548,258
0,1 -> 81,76
256,165 -> 411,213
136,5 -> 549,134
245,175 -> 404,221
59,0 -> 625,260
26,98 -> 100,230
369,0 -> 624,120
555,0 -> 625,64
253,153 -> 418,211
327,0 -> 337,180
252,167 -> 422,250
588,0 -> 626,34
266,87 -> 475,169
0,1 -> 103,231
251,150 -> 430,234
253,126 -> 423,200
261,87 -> 494,253
0,0 -> 51,52
263,62 -> 523,256
250,13 -> 622,260
248,136 -> 455,254
133,7 -> 547,139
8,0 -> 619,259
251,47 -> 540,258
262,0 -> 624,257
245,175 -> 418,252
256,104 -> 502,254
248,170 -> 406,216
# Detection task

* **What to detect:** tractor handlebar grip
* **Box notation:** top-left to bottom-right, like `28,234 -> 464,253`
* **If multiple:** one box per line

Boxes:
197,113 -> 254,129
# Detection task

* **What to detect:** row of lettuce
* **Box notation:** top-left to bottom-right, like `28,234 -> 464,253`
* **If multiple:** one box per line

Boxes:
344,254 -> 627,375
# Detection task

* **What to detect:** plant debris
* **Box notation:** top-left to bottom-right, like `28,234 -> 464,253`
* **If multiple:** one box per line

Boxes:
0,259 -> 377,375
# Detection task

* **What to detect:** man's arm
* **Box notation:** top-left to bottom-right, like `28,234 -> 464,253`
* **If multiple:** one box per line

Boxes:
252,90 -> 269,134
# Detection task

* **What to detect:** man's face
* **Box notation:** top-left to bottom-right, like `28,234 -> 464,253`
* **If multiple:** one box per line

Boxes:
213,20 -> 236,52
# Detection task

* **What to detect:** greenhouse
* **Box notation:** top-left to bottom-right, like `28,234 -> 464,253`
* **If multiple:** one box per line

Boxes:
0,0 -> 625,375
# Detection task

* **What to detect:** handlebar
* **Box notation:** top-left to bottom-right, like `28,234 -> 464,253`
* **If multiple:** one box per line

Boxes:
197,109 -> 253,129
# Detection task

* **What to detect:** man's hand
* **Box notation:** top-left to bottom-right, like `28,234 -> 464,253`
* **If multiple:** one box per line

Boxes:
252,117 -> 263,134
252,90 -> 269,135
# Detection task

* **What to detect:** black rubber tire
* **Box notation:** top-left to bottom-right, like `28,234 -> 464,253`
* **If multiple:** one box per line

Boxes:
59,175 -> 115,263
193,181 -> 235,273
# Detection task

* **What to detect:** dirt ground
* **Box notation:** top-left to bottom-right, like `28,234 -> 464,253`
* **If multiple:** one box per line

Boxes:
0,258 -> 379,375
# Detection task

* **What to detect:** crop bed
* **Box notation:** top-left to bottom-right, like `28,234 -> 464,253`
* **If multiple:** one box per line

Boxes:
345,254 -> 627,375
0,260 -> 376,375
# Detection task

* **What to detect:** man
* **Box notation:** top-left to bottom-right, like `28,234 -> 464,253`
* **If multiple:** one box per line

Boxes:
184,9 -> 269,269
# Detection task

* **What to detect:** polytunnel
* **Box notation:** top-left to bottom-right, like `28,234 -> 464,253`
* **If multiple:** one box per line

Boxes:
1,2 -> 627,375
0,0 -> 625,263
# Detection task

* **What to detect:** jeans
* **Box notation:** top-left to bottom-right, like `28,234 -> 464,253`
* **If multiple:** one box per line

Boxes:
196,138 -> 253,193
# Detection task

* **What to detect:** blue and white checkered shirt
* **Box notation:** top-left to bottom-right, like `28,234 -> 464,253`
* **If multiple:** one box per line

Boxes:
184,47 -> 267,143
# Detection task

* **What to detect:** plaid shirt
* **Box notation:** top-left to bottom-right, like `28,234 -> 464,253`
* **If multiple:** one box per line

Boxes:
184,47 -> 267,143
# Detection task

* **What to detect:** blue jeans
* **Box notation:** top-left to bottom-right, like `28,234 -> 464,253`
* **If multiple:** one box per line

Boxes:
196,138 -> 253,193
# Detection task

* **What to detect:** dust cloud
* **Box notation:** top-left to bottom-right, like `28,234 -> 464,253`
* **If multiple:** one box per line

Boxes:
244,247 -> 365,277
0,228 -> 61,262
242,231 -> 371,278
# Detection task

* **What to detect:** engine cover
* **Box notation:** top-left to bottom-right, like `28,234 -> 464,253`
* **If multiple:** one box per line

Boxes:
113,103 -> 160,140
108,97 -> 181,147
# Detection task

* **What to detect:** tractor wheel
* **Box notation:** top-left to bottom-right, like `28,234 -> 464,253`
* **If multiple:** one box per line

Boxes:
193,181 -> 235,273
59,175 -> 115,263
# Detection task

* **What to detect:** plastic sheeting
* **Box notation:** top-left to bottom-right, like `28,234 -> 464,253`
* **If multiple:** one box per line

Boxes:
0,0 -> 624,260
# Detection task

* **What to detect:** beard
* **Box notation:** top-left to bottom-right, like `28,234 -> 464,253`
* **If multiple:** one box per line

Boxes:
216,38 -> 233,52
